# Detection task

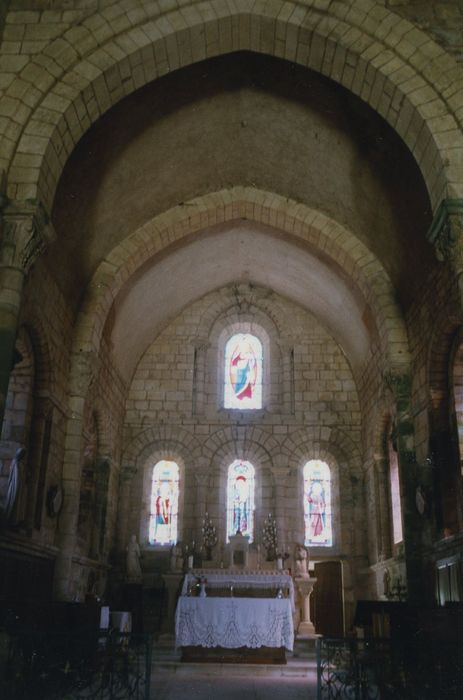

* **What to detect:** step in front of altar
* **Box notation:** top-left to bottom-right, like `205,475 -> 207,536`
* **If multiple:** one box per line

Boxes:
152,640 -> 316,678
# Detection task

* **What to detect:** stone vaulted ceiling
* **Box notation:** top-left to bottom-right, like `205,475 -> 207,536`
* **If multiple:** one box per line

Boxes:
48,53 -> 434,378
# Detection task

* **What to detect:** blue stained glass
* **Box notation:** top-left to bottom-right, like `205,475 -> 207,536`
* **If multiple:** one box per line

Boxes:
149,460 -> 179,545
226,460 -> 255,542
303,460 -> 332,547
224,334 -> 263,409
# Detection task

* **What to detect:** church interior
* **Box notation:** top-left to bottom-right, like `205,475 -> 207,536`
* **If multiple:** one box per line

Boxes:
1,0 -> 463,696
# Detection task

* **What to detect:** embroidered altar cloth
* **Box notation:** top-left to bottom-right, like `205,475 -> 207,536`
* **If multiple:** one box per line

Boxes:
181,570 -> 295,612
175,597 -> 294,651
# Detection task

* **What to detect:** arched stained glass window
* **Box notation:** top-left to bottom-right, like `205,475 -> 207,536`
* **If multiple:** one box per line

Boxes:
303,460 -> 332,547
224,333 -> 263,409
227,460 -> 255,542
388,430 -> 403,544
149,460 -> 179,545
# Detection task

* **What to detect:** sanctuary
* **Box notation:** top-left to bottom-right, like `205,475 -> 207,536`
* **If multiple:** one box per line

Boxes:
2,1 -> 463,694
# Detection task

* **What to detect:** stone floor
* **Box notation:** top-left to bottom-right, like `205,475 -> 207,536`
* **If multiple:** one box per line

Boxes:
150,638 -> 318,699
153,675 -> 316,699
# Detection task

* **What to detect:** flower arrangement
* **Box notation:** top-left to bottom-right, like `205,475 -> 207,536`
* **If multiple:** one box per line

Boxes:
262,513 -> 278,561
202,512 -> 217,560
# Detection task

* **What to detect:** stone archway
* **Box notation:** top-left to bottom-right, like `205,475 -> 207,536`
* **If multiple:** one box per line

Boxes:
0,0 -> 461,210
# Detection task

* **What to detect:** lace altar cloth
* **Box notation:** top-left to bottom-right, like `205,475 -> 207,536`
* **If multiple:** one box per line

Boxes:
175,597 -> 294,651
181,570 -> 295,613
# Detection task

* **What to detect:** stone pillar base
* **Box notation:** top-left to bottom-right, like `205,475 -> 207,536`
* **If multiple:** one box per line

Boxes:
297,620 -> 317,636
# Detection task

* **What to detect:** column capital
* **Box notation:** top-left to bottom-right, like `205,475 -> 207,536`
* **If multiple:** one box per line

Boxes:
195,472 -> 210,487
272,467 -> 291,483
1,198 -> 55,273
382,369 -> 411,402
121,464 -> 137,481
190,336 -> 210,352
277,335 -> 301,350
69,349 -> 101,397
427,198 -> 463,265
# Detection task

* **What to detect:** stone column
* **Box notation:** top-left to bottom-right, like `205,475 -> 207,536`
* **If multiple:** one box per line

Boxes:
0,199 -> 54,429
279,340 -> 296,415
191,338 -> 209,415
273,468 -> 289,556
54,350 -> 101,600
294,576 -> 317,636
194,472 -> 210,550
117,465 -> 137,555
427,199 -> 463,534
426,199 -> 463,277
374,454 -> 392,560
384,371 -> 433,604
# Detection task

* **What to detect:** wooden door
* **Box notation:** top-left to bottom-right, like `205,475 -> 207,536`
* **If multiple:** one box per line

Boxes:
312,560 -> 344,637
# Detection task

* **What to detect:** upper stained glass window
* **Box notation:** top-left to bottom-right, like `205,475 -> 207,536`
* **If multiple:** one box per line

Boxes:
149,460 -> 179,545
224,333 -> 263,409
226,460 -> 255,542
303,460 -> 332,547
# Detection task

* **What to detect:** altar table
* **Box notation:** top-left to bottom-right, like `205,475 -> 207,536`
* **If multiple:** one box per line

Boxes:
175,597 -> 294,652
181,570 -> 295,613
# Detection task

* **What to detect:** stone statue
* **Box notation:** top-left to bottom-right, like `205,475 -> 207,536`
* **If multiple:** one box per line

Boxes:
126,534 -> 142,583
2,447 -> 27,523
294,543 -> 309,577
170,541 -> 184,572
383,568 -> 391,599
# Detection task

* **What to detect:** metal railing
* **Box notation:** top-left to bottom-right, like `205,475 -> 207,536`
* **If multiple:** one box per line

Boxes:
2,629 -> 152,700
316,636 -> 463,700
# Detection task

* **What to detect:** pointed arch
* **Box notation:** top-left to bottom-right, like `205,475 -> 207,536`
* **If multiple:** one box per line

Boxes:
2,1 -> 462,209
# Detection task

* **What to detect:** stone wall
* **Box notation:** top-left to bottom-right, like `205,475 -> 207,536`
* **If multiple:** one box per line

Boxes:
1,0 -> 462,611
387,1 -> 463,60
122,285 -> 365,602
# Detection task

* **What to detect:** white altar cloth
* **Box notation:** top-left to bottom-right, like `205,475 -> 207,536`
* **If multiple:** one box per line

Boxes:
175,597 -> 294,651
181,570 -> 295,613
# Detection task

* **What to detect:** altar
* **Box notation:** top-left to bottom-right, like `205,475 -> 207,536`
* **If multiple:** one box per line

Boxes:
181,570 -> 295,606
175,570 -> 295,663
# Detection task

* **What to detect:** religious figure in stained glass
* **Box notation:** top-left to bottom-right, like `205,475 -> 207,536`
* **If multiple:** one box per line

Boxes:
233,476 -> 248,532
149,460 -> 179,545
308,481 -> 326,536
304,460 -> 332,547
227,460 -> 255,542
224,334 -> 263,409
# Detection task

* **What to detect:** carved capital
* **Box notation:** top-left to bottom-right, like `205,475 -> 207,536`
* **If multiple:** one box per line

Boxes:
195,472 -> 210,487
382,370 -> 411,401
190,336 -> 210,353
70,350 -> 101,396
121,464 -> 137,482
427,199 -> 463,265
272,467 -> 291,484
1,199 -> 55,273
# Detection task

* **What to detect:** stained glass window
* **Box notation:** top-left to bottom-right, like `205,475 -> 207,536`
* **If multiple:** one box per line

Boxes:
303,460 -> 332,547
388,434 -> 403,544
226,460 -> 255,542
224,334 -> 263,409
149,460 -> 179,545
